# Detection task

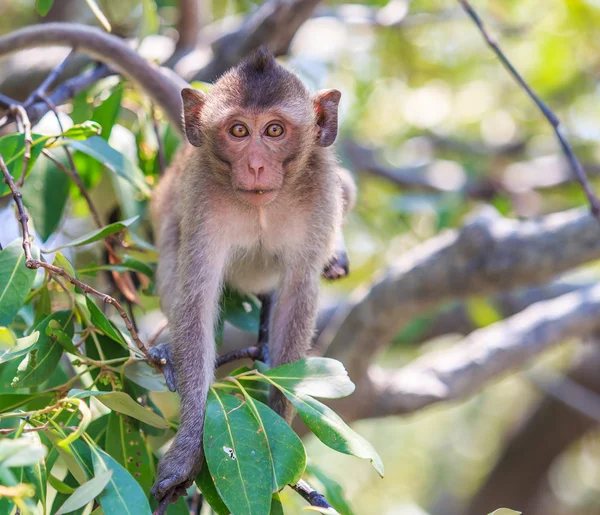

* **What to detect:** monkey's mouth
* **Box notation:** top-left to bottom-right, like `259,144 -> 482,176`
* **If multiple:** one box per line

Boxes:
235,188 -> 278,207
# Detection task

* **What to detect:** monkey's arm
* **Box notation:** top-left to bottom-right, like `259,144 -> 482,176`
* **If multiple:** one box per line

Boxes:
151,224 -> 226,502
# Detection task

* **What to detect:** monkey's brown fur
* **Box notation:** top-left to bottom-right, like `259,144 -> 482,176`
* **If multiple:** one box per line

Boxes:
150,48 -> 355,503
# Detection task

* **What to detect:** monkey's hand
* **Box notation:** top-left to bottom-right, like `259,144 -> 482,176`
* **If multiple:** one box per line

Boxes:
151,440 -> 203,504
322,250 -> 350,281
148,343 -> 178,392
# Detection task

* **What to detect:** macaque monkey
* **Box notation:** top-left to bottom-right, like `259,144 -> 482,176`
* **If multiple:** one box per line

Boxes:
149,48 -> 356,503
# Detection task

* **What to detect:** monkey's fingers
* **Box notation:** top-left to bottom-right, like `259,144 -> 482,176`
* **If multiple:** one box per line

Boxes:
322,251 -> 350,281
149,343 -> 178,392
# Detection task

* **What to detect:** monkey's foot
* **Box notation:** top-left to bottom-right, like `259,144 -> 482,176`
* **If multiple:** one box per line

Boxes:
322,251 -> 350,280
149,343 -> 178,392
151,450 -> 200,505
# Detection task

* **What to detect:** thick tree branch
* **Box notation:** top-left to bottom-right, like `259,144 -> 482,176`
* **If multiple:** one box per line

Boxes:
320,207 -> 600,380
0,23 -> 187,129
366,284 -> 600,417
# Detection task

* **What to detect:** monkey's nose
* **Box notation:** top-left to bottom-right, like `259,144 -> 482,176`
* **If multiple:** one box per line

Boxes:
249,165 -> 264,179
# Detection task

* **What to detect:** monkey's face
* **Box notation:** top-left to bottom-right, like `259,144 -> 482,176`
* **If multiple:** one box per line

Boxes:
210,109 -> 306,207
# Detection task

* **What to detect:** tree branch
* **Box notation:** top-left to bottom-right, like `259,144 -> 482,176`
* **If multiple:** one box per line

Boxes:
292,479 -> 337,511
319,207 -> 600,381
0,23 -> 187,129
366,283 -> 600,417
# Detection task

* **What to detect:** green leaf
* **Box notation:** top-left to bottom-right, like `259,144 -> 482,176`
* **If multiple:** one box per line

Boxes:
67,137 -> 150,195
123,361 -> 168,392
42,430 -> 92,484
0,438 -> 47,467
68,389 -> 169,428
13,311 -> 73,387
36,0 -> 55,16
53,253 -> 78,293
79,256 -> 155,280
488,510 -> 521,515
90,443 -> 152,515
306,464 -> 354,515
222,288 -> 260,333
275,388 -> 383,477
61,121 -> 102,141
44,216 -> 139,252
24,459 -> 48,515
204,389 -> 273,515
22,150 -> 70,241
0,331 -> 39,364
105,413 -> 153,493
263,358 -> 355,399
0,239 -> 40,326
46,320 -> 79,354
270,493 -> 284,515
0,392 -> 54,413
48,473 -> 76,494
92,84 -> 123,140
85,297 -> 128,347
0,133 -> 50,195
55,470 -> 112,515
196,462 -> 230,515
245,395 -> 306,489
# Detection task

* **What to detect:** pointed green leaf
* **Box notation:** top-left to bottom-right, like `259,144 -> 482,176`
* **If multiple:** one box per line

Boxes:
42,430 -> 93,484
54,470 -> 112,515
90,443 -> 152,515
68,390 -> 169,428
264,358 -> 355,399
36,0 -> 55,16
0,331 -> 39,364
91,84 -> 123,140
0,438 -> 46,467
0,239 -> 40,326
85,297 -> 128,347
13,310 -> 73,387
123,361 -> 168,392
79,256 -> 155,280
276,388 -> 383,477
306,464 -> 354,515
67,137 -> 150,195
195,462 -> 230,515
0,392 -> 54,413
45,216 -> 139,252
0,133 -> 50,195
204,389 -> 273,515
270,493 -> 284,515
61,121 -> 102,141
105,413 -> 154,493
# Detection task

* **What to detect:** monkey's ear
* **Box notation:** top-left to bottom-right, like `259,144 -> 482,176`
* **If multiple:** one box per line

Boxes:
313,89 -> 341,147
181,88 -> 207,147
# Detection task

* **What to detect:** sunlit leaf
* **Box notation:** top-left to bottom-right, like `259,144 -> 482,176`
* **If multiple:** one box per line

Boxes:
0,331 -> 39,364
60,121 -> 103,141
0,239 -> 40,326
90,443 -> 152,514
204,389 -> 273,515
0,133 -> 50,196
92,84 -> 123,141
67,137 -> 150,195
68,389 -> 169,428
13,310 -> 73,387
44,216 -> 139,252
0,437 -> 47,467
54,470 -> 112,515
263,358 -> 355,399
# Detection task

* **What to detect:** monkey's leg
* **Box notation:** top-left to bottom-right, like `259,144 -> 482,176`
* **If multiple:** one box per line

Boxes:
268,270 -> 320,421
151,236 -> 227,503
256,292 -> 274,362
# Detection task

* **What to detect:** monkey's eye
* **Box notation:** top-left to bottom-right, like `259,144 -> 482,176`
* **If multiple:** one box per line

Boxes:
230,124 -> 249,138
265,124 -> 284,138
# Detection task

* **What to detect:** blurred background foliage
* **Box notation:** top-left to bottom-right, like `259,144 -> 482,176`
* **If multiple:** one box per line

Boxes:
2,0 -> 600,514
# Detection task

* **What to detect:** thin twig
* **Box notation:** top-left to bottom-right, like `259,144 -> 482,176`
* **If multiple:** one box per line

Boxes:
9,105 -> 32,187
292,479 -> 336,511
216,345 -> 264,368
0,154 -> 157,369
458,0 -> 600,219
23,48 -> 77,108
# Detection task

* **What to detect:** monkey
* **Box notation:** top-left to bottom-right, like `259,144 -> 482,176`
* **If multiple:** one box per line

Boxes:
148,48 -> 356,504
